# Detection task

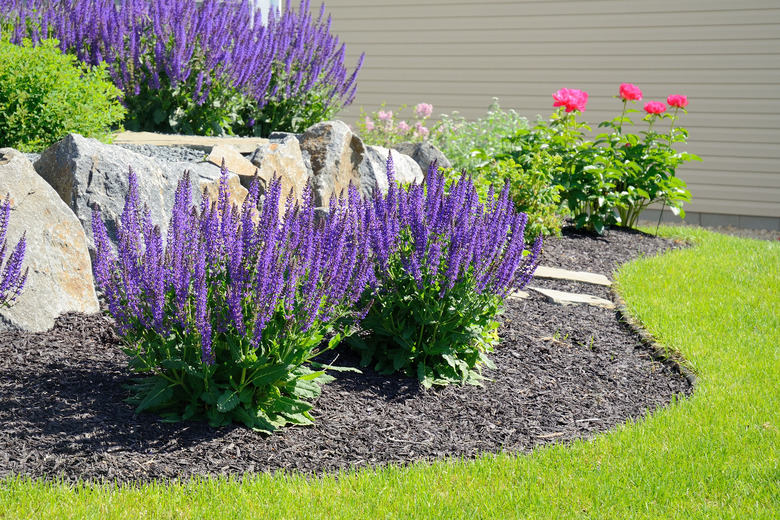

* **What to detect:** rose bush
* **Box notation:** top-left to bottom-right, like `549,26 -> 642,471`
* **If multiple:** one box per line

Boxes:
506,84 -> 699,233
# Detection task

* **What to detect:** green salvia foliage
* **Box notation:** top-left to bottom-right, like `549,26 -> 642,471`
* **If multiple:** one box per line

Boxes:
351,232 -> 503,388
0,37 -> 125,152
349,162 -> 542,389
92,167 -> 371,432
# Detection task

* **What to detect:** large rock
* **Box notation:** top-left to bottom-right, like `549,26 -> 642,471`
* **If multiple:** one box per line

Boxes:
392,141 -> 452,175
207,144 -> 258,180
360,145 -> 424,196
299,121 -> 364,207
170,161 -> 249,211
298,121 -> 423,204
33,134 -> 247,256
0,149 -> 99,332
247,136 -> 310,210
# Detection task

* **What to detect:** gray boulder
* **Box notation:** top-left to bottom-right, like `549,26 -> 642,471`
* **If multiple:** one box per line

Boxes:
33,134 -> 246,256
392,141 -> 452,175
360,145 -> 423,197
299,120 -> 363,207
298,121 -> 424,204
0,149 -> 99,332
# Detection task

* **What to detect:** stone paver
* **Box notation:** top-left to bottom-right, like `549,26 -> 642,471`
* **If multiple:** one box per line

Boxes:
533,265 -> 612,287
112,131 -> 269,154
507,289 -> 530,301
527,286 -> 615,309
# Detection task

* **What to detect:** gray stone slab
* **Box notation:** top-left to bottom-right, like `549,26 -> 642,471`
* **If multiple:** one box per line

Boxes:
507,289 -> 530,301
528,287 -> 615,309
112,131 -> 269,154
533,265 -> 612,287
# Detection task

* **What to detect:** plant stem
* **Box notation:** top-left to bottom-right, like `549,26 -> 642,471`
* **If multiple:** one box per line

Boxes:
618,99 -> 628,134
668,107 -> 680,146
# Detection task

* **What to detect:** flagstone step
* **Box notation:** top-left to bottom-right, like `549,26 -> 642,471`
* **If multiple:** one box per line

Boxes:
112,131 -> 269,154
507,289 -> 530,301
533,265 -> 612,287
527,286 -> 615,309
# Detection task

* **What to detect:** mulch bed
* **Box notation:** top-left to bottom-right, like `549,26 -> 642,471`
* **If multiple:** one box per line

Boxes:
0,227 -> 692,485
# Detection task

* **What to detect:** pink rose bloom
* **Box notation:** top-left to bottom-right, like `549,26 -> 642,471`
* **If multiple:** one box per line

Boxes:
398,120 -> 410,132
552,88 -> 588,113
619,83 -> 642,101
377,110 -> 393,122
667,95 -> 688,108
414,103 -> 433,118
643,101 -> 667,115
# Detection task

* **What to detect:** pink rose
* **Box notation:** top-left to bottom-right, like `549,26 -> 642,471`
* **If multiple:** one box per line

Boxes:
619,83 -> 643,101
552,88 -> 588,113
644,101 -> 667,115
414,103 -> 433,118
667,95 -> 688,108
377,110 -> 393,122
398,120 -> 410,132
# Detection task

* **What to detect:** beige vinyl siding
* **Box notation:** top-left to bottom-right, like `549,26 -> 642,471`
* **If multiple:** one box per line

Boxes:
320,0 -> 780,222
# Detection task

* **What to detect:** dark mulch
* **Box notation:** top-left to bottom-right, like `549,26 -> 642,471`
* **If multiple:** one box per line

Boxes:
0,227 -> 692,485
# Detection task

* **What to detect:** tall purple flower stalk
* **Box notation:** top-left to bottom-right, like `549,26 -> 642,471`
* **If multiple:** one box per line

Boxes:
0,0 -> 363,126
370,154 -> 543,298
91,164 -> 373,365
0,194 -> 28,307
351,153 -> 543,387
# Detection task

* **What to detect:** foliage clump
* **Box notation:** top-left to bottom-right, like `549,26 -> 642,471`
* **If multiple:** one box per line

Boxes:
349,156 -> 543,388
0,37 -> 125,152
92,166 -> 373,432
0,0 -> 363,137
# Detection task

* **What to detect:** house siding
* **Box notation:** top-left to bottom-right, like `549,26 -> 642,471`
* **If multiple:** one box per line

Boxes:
319,0 -> 780,225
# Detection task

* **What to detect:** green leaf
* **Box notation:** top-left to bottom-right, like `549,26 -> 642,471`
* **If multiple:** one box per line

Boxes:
248,363 -> 293,388
200,383 -> 221,405
217,390 -> 239,413
152,108 -> 167,125
134,377 -> 174,413
182,403 -> 200,421
160,359 -> 190,371
238,386 -> 254,404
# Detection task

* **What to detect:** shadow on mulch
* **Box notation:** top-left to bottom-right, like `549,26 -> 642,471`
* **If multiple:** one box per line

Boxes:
0,227 -> 692,485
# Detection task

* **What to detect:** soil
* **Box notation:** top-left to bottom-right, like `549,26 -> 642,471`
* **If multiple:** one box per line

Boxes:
0,227 -> 692,485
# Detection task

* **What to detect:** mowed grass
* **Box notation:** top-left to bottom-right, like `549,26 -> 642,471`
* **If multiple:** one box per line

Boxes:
2,227 -> 778,519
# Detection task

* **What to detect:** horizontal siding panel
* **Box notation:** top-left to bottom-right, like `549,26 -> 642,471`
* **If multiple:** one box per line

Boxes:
685,186 -> 779,204
353,69 -> 780,87
679,157 -> 779,175
684,199 -> 780,217
325,0 -> 776,15
350,40 -> 777,57
334,15 -> 780,33
684,171 -> 780,190
339,26 -> 780,44
353,55 -> 777,72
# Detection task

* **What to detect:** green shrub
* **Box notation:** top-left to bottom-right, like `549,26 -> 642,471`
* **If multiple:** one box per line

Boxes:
0,37 -> 125,152
430,98 -> 529,171
444,153 -> 563,240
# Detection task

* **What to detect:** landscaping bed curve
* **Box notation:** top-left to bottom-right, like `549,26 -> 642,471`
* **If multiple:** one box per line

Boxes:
0,227 -> 692,485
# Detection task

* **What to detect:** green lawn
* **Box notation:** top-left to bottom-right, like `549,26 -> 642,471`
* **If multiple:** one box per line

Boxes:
2,227 -> 778,519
